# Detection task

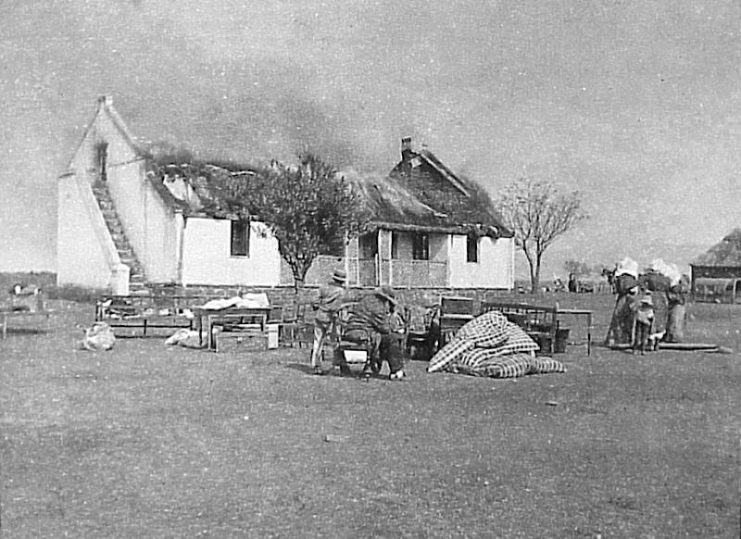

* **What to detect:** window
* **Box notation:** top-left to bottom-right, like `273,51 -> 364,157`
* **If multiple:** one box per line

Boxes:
230,220 -> 250,257
96,142 -> 108,183
359,233 -> 378,259
391,232 -> 399,259
467,234 -> 479,263
412,233 -> 429,260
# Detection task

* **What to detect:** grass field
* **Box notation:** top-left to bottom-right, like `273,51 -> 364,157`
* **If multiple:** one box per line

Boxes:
1,292 -> 740,538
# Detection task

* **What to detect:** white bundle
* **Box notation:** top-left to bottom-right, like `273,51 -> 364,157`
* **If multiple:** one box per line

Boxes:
164,328 -> 204,348
615,257 -> 639,279
649,259 -> 682,286
81,322 -> 115,351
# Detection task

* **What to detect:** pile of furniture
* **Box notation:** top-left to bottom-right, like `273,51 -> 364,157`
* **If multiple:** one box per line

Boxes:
409,296 -> 592,358
95,294 -> 309,351
95,295 -> 204,336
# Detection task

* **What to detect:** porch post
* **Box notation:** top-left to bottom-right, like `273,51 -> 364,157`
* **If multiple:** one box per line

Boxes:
377,229 -> 382,285
388,230 -> 394,287
344,231 -> 350,289
446,234 -> 453,287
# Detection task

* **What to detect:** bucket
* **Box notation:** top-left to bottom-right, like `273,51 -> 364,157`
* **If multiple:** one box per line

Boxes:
407,331 -> 430,361
555,329 -> 570,354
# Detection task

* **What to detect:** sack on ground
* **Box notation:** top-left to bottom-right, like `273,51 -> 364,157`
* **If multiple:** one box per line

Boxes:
81,322 -> 115,351
165,329 -> 204,349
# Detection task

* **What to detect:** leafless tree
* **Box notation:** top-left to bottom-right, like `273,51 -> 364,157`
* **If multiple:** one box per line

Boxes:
497,177 -> 587,293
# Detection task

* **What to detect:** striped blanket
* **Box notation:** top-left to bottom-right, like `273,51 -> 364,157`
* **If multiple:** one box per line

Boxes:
427,314 -> 539,374
427,310 -> 564,378
445,351 -> 565,378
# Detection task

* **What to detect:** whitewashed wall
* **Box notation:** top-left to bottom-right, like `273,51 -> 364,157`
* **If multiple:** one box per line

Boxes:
62,99 -> 180,285
181,218 -> 282,286
57,173 -> 115,289
106,161 -> 179,283
448,235 -> 514,289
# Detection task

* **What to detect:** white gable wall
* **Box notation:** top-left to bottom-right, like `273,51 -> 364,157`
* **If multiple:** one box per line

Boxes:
58,101 -> 142,291
449,235 -> 514,289
64,101 -> 180,284
106,160 -> 179,283
57,172 -> 118,289
68,108 -> 139,176
181,218 -> 282,286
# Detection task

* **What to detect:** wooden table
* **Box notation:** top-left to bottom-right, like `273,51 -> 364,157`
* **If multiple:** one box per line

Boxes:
193,307 -> 271,350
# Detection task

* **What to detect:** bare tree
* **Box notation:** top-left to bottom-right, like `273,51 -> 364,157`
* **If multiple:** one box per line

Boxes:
497,177 -> 587,293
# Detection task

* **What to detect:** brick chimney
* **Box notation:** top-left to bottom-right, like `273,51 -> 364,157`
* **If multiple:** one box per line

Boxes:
401,137 -> 413,161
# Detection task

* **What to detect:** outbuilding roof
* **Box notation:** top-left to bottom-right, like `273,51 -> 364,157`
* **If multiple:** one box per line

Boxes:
692,228 -> 741,267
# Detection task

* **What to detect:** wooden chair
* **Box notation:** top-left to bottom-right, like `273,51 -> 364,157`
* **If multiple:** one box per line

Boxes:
281,303 -> 309,348
437,296 -> 475,350
479,301 -> 558,355
334,308 -> 375,375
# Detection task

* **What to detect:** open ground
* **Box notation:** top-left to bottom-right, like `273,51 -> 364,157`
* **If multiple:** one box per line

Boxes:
1,291 -> 740,538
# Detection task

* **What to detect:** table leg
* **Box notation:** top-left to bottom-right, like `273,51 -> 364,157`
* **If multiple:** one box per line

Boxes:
197,315 -> 205,348
207,315 -> 216,350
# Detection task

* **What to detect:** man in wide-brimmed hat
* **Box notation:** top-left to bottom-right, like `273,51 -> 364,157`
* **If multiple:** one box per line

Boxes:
310,269 -> 348,375
340,285 -> 406,380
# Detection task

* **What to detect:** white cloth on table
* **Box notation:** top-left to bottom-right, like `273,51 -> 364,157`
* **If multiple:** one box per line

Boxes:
198,293 -> 270,310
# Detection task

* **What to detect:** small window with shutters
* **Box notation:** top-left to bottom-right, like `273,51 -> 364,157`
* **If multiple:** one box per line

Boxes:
230,220 -> 250,257
466,234 -> 479,263
412,233 -> 429,261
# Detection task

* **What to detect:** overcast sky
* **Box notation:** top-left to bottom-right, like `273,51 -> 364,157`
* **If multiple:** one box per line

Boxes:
2,0 -> 740,277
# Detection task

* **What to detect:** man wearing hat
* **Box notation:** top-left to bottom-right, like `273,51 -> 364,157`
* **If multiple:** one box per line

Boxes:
310,269 -> 348,375
340,285 -> 405,380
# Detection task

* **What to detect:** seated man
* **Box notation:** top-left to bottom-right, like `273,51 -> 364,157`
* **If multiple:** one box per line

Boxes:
334,286 -> 405,380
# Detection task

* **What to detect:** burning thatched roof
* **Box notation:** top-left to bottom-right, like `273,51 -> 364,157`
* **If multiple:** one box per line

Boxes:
140,135 -> 511,238
692,228 -> 741,267
344,171 -> 505,236
145,153 -> 262,219
385,140 -> 513,238
345,172 -> 441,220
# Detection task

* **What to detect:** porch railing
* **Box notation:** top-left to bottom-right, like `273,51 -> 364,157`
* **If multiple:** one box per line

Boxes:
354,258 -> 448,287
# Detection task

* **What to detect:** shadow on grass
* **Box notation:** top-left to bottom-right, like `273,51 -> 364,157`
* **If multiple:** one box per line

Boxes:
286,362 -> 314,375
285,362 -> 379,381
2,327 -> 53,336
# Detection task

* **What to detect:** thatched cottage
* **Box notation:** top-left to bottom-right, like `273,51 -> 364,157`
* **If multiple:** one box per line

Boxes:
350,137 -> 514,288
57,97 -> 515,294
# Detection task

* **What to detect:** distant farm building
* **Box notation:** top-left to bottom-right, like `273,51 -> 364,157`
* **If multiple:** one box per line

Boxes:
690,228 -> 741,303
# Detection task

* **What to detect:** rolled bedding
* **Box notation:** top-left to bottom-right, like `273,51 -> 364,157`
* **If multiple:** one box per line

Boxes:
427,310 -> 565,378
